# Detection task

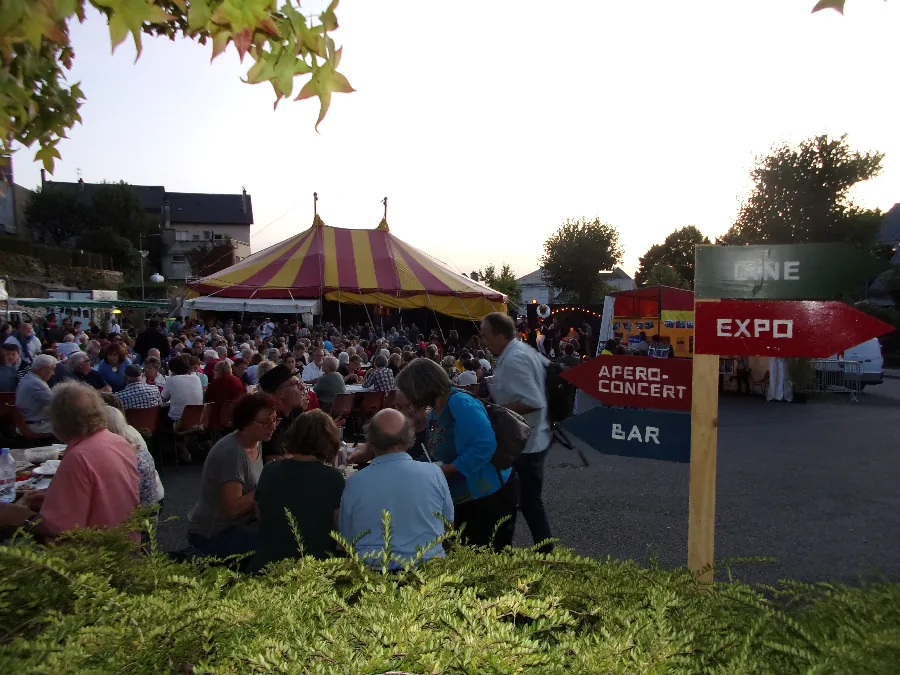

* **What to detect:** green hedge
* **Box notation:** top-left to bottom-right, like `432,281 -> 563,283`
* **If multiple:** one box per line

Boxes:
1,518 -> 898,673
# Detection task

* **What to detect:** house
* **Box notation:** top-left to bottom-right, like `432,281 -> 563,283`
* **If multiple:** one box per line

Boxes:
599,267 -> 636,292
0,159 -> 35,239
41,177 -> 253,282
516,270 -> 556,314
517,266 -> 636,313
162,190 -> 253,281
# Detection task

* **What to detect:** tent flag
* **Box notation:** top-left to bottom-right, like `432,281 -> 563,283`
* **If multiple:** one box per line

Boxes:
187,217 -> 507,320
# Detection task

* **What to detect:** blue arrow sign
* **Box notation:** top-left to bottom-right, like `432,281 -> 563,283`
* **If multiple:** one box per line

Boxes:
559,407 -> 691,463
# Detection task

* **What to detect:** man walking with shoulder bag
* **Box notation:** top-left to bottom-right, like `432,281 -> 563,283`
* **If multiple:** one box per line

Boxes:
480,312 -> 554,553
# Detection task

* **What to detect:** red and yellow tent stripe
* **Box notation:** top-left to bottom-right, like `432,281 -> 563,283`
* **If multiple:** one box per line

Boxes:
187,217 -> 507,320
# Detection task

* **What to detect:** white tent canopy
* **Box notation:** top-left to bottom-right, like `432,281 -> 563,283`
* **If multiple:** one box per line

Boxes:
184,296 -> 321,318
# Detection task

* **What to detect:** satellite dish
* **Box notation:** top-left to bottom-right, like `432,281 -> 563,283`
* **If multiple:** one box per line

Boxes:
537,303 -> 551,319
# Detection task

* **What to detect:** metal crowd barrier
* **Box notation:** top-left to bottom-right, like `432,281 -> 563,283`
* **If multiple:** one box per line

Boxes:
798,359 -> 863,402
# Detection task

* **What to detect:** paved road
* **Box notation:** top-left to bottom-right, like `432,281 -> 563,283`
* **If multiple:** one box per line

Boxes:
157,381 -> 900,585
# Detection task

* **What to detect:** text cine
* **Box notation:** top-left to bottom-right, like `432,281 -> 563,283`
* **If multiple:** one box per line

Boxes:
732,260 -> 800,281
597,364 -> 688,401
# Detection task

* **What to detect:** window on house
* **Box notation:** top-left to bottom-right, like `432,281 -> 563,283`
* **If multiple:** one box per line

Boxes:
192,233 -> 201,241
172,254 -> 187,264
204,231 -> 213,240
175,231 -> 189,241
213,233 -> 224,240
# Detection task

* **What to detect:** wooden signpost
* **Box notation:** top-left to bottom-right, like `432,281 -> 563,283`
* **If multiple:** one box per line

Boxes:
688,243 -> 895,582
558,242 -> 893,583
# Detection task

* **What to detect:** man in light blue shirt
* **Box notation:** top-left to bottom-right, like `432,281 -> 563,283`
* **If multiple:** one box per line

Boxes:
339,408 -> 453,569
482,312 -> 554,553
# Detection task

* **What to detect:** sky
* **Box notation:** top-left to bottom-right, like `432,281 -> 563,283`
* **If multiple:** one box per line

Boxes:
11,0 -> 900,279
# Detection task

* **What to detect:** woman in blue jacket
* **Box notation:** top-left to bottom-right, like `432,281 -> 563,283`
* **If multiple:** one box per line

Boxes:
97,343 -> 132,392
395,358 -> 518,550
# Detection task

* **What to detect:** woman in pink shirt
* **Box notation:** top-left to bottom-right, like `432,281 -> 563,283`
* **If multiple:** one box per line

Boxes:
0,383 -> 140,538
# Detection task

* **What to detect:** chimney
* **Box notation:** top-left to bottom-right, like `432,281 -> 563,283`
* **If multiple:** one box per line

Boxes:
40,169 -> 45,187
163,200 -> 171,227
241,186 -> 247,215
78,177 -> 84,192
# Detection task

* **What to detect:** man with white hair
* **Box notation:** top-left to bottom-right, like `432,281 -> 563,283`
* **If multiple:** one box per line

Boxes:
56,334 -> 81,360
301,348 -> 325,385
67,352 -> 109,391
4,321 -> 41,370
216,345 -> 233,366
15,353 -> 57,434
313,355 -> 346,411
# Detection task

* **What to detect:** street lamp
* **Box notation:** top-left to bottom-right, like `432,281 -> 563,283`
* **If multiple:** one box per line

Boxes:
138,232 -> 162,300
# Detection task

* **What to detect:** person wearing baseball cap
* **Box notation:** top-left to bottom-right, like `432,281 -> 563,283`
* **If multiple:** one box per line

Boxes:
257,364 -> 310,461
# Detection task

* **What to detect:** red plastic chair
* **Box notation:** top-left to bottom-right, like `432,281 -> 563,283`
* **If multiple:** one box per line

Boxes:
330,393 -> 355,420
220,399 -> 238,428
8,404 -> 55,444
356,391 -> 385,419
125,406 -> 161,437
383,390 -> 397,409
202,400 -> 226,436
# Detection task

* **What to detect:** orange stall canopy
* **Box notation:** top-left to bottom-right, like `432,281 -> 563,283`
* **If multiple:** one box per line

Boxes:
612,286 -> 694,317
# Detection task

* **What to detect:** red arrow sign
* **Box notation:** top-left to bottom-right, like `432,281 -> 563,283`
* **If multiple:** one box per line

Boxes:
562,355 -> 693,412
695,300 -> 894,357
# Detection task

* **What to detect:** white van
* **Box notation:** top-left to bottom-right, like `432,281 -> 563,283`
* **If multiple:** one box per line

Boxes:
818,338 -> 883,389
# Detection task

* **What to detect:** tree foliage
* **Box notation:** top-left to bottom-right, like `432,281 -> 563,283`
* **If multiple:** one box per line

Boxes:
645,263 -> 689,289
184,240 -> 237,277
479,263 -> 522,308
540,217 -> 623,305
25,180 -> 159,271
3,522 -> 900,673
635,226 -> 709,288
1,0 -> 352,175
23,187 -> 90,244
718,134 -> 884,249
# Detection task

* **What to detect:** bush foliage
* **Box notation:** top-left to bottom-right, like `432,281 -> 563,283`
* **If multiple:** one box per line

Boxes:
1,519 -> 899,674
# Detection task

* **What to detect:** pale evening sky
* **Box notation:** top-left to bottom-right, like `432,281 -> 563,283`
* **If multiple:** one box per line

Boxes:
11,0 -> 900,279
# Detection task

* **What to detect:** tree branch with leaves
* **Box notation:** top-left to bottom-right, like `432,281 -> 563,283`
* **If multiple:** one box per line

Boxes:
1,0 -> 353,175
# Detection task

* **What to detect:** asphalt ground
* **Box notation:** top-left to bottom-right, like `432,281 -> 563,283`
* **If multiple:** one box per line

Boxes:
156,380 -> 900,586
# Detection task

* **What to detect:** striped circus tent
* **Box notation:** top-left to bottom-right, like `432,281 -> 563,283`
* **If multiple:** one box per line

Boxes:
186,217 -> 507,320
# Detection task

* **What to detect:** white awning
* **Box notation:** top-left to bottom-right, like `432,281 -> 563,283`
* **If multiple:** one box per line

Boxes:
184,296 -> 321,315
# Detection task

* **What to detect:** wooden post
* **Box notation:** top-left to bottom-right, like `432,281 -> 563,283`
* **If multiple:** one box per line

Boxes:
688,335 -> 719,582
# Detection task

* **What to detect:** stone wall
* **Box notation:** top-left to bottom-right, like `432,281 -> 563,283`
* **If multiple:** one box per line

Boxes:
0,253 -> 123,296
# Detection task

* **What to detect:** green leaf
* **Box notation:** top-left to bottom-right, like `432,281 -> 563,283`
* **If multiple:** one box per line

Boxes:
294,48 -> 354,130
35,144 -> 61,173
811,0 -> 845,13
187,0 -> 210,31
94,0 -> 173,59
320,0 -> 339,31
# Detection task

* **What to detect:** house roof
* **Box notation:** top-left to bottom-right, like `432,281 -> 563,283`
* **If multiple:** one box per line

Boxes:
878,204 -> 900,244
46,180 -> 166,212
167,192 -> 253,226
517,270 -> 548,285
44,181 -> 253,225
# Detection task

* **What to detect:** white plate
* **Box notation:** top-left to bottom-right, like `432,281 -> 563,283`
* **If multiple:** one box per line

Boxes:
25,447 -> 60,464
32,460 -> 60,476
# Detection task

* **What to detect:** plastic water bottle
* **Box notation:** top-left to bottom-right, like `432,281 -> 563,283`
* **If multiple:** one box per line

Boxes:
0,448 -> 16,503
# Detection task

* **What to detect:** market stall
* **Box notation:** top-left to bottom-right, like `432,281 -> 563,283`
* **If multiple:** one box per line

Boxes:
611,286 -> 695,357
186,216 -> 507,322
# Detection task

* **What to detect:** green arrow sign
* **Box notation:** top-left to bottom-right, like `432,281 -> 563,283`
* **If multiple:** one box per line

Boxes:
694,243 -> 891,300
